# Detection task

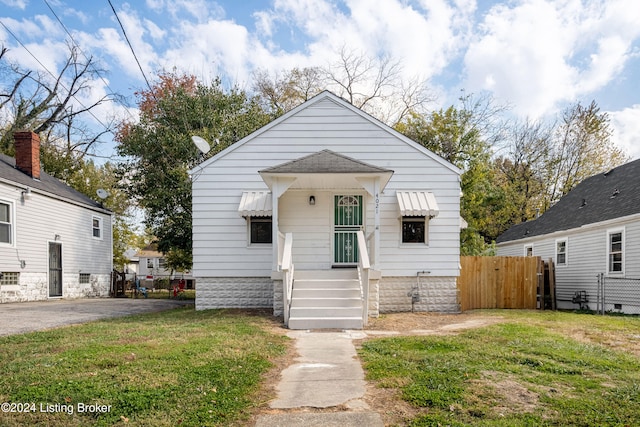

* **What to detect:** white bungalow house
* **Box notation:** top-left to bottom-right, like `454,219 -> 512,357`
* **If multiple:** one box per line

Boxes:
497,158 -> 640,314
0,132 -> 113,303
191,91 -> 462,329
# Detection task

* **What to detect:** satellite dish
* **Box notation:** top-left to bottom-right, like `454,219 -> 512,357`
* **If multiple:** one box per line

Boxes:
96,189 -> 109,199
191,135 -> 211,154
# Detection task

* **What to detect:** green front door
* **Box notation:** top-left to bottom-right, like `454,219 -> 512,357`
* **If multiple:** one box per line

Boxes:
334,195 -> 363,265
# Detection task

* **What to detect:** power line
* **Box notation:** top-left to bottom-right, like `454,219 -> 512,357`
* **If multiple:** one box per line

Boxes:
107,0 -> 155,96
43,0 -> 138,123
0,18 -> 115,136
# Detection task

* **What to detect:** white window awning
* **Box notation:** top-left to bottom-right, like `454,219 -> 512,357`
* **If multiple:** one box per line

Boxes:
396,191 -> 440,217
238,191 -> 272,217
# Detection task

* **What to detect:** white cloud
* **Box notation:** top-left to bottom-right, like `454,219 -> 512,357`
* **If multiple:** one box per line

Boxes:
609,105 -> 640,160
464,0 -> 640,118
0,0 -> 27,10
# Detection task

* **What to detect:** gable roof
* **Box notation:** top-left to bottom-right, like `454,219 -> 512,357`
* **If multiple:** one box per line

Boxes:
191,90 -> 461,176
0,153 -> 111,214
260,149 -> 392,174
497,158 -> 640,243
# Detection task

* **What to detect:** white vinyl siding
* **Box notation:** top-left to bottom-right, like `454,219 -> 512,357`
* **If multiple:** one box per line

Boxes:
192,96 -> 460,278
0,182 -> 112,277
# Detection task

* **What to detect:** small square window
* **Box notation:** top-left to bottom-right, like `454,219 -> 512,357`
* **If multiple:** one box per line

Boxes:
0,272 -> 19,286
79,273 -> 91,284
92,216 -> 102,239
250,217 -> 272,244
524,245 -> 534,257
146,258 -> 154,269
402,217 -> 426,244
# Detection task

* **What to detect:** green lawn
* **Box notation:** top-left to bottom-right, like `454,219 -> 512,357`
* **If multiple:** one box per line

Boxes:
360,310 -> 640,426
0,307 -> 287,427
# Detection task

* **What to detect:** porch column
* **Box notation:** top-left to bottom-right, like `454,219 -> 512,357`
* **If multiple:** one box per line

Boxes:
373,177 -> 381,267
271,186 -> 279,271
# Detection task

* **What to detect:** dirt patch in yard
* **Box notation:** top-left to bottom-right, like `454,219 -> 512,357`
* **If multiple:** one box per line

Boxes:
365,311 -> 506,335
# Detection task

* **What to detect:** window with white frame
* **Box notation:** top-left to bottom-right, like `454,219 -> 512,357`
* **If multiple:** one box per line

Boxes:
556,239 -> 567,266
146,258 -> 154,269
401,216 -> 427,244
92,216 -> 102,239
0,200 -> 13,245
608,229 -> 624,273
249,217 -> 272,244
524,245 -> 533,257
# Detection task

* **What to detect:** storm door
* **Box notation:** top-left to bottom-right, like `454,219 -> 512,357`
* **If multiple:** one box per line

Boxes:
49,242 -> 63,297
333,195 -> 363,265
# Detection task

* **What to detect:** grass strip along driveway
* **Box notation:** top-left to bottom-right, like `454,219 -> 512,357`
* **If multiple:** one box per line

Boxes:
0,307 -> 287,427
360,310 -> 640,426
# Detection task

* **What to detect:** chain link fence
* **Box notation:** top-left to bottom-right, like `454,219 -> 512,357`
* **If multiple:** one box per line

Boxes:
596,273 -> 640,315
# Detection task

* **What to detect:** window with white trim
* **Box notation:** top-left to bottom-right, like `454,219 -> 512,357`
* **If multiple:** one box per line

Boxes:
524,245 -> 533,257
249,217 -> 272,244
608,229 -> 624,273
401,216 -> 427,244
556,239 -> 567,266
0,200 -> 13,245
92,216 -> 103,239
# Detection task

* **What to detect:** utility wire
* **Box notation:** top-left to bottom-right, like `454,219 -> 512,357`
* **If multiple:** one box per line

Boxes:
107,0 -> 155,96
43,0 -> 138,123
0,18 -> 114,136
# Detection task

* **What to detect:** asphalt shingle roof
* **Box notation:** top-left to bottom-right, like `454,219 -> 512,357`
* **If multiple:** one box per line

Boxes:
497,158 -> 640,243
0,153 -> 109,212
260,149 -> 393,174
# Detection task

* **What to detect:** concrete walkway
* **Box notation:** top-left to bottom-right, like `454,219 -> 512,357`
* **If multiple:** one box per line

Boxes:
255,330 -> 384,427
0,298 -> 192,336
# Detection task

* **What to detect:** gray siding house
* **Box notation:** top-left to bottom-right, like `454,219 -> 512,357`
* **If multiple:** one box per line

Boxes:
496,159 -> 640,313
0,132 -> 113,303
191,91 -> 462,329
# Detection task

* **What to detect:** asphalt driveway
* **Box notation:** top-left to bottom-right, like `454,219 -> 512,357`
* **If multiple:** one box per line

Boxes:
0,298 -> 193,337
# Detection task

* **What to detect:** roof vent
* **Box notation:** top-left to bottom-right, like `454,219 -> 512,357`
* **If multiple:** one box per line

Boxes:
579,198 -> 587,208
611,188 -> 619,199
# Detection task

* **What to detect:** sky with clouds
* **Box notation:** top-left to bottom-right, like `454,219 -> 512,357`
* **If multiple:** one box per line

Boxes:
1,0 -> 639,159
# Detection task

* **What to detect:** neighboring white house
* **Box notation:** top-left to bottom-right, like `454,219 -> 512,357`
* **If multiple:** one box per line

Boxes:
497,158 -> 640,313
191,91 -> 462,328
0,131 -> 113,303
135,244 -> 194,288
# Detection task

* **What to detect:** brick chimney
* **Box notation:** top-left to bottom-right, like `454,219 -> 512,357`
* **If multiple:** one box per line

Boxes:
14,131 -> 41,179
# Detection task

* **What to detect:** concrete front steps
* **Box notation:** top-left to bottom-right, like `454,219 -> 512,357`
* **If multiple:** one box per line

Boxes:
288,269 -> 364,330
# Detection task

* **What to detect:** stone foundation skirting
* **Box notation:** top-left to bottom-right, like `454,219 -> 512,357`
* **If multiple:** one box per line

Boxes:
379,276 -> 460,313
0,273 -> 110,303
195,277 -> 273,310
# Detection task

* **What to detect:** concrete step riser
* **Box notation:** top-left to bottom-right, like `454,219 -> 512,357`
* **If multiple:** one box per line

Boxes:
292,298 -> 361,308
294,279 -> 360,289
288,317 -> 363,330
294,270 -> 358,280
292,289 -> 361,299
290,307 -> 362,318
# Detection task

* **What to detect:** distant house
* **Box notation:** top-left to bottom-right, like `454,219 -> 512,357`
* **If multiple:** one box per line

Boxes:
190,91 -> 462,329
0,132 -> 113,303
135,244 -> 194,288
497,159 -> 640,313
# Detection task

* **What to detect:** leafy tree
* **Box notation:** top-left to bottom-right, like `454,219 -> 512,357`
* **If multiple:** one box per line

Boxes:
115,71 -> 271,272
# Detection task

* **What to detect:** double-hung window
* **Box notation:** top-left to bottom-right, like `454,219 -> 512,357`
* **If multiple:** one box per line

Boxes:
92,216 -> 103,239
608,229 -> 624,273
556,239 -> 567,266
0,200 -> 13,245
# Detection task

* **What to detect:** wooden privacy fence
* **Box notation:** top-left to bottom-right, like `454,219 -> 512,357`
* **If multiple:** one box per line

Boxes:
458,256 -> 544,311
